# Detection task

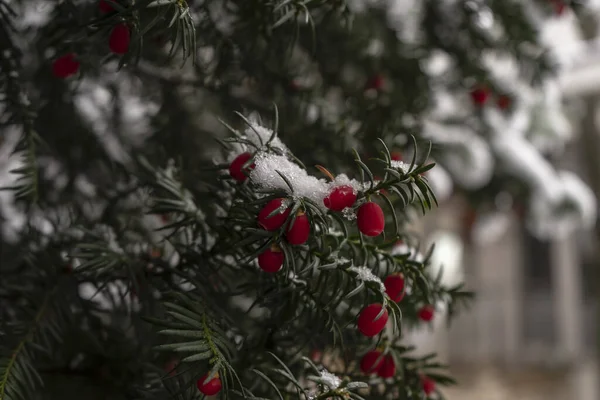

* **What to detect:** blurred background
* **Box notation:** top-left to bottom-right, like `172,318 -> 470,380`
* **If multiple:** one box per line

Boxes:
377,3 -> 600,400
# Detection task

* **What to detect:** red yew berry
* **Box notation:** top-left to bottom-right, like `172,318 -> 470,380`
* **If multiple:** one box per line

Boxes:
357,202 -> 385,237
377,355 -> 396,378
418,305 -> 435,322
258,245 -> 284,273
366,74 -> 384,91
229,152 -> 254,182
99,0 -> 115,13
286,212 -> 310,245
554,0 -> 566,15
357,303 -> 388,337
384,273 -> 405,302
391,152 -> 402,161
497,94 -> 511,110
63,263 -> 73,274
52,53 -> 80,79
359,350 -> 384,375
165,359 -> 178,377
109,23 -> 130,55
197,373 -> 222,396
470,86 -> 489,106
258,198 -> 290,231
150,248 -> 161,259
310,349 -> 322,362
323,185 -> 357,211
422,376 -> 436,396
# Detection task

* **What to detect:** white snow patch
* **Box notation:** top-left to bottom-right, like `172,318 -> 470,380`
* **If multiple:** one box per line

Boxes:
318,369 -> 342,390
249,153 -> 330,210
348,266 -> 385,293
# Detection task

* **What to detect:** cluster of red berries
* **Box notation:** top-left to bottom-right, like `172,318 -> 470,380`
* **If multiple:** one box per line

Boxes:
321,180 -> 385,238
229,151 -> 388,271
51,1 -> 131,79
357,274 -> 434,335
470,85 -> 512,111
197,372 -> 222,396
360,350 -> 436,395
255,198 -> 311,273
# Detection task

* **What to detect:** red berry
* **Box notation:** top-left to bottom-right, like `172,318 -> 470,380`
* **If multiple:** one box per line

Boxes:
418,305 -> 435,322
422,376 -> 436,396
258,198 -> 290,231
377,355 -> 396,378
384,273 -> 405,302
391,152 -> 402,161
462,208 -> 477,239
109,23 -> 130,55
52,53 -> 80,79
229,152 -> 254,182
286,212 -> 310,245
359,350 -> 384,375
497,95 -> 511,110
99,0 -> 114,13
470,86 -> 489,106
310,349 -> 322,362
258,245 -> 284,273
197,373 -> 222,396
357,303 -> 388,337
366,74 -> 384,91
554,1 -> 566,15
357,202 -> 385,237
165,359 -> 178,377
323,185 -> 357,211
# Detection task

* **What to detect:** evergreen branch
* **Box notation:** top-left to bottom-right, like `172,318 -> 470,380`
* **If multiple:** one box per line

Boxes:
0,286 -> 57,400
0,6 -> 39,203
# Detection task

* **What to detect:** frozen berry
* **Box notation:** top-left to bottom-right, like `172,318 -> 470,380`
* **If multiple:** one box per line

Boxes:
418,305 -> 435,322
286,212 -> 310,245
229,152 -> 254,182
357,202 -> 385,237
109,23 -> 130,55
357,303 -> 388,337
323,185 -> 357,211
377,355 -> 396,378
384,273 -> 405,302
99,0 -> 115,13
422,376 -> 436,396
470,86 -> 489,106
52,53 -> 80,78
258,245 -> 284,273
197,373 -> 222,396
359,350 -> 384,375
258,198 -> 290,231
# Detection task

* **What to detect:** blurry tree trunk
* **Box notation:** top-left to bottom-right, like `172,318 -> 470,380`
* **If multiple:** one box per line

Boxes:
579,13 -> 600,400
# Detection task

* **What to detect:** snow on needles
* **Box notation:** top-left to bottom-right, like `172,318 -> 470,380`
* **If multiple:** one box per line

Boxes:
348,266 -> 386,293
247,130 -> 364,211
249,153 -> 330,210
